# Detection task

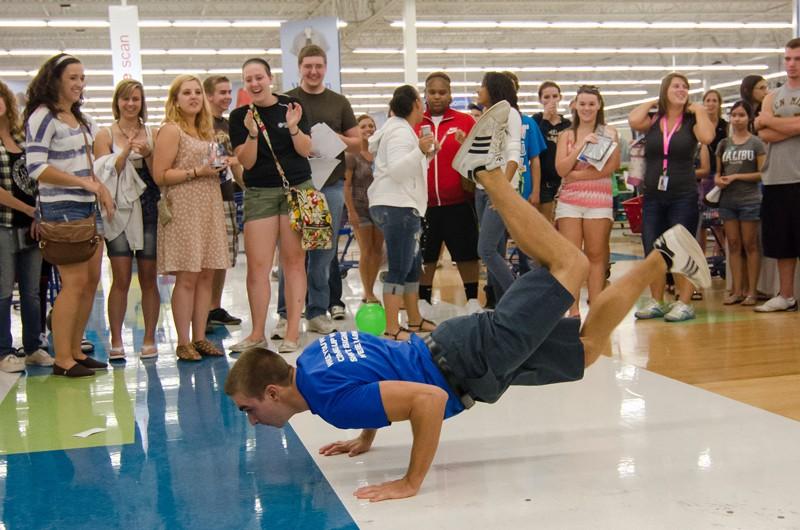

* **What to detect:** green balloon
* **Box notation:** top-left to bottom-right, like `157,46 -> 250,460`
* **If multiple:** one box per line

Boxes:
355,303 -> 387,335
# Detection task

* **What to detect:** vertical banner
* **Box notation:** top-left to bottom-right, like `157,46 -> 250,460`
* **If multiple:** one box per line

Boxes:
108,5 -> 142,86
280,17 -> 341,93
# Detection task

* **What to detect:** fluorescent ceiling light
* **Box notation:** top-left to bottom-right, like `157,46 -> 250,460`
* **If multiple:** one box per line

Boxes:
354,47 -> 782,55
390,20 -> 792,30
0,18 -> 345,29
6,49 -> 60,56
343,65 -> 766,75
605,88 -> 704,111
341,79 -> 701,88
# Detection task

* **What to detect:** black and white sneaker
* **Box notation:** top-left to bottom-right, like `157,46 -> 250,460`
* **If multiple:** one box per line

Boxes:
452,100 -> 510,182
208,307 -> 243,326
653,225 -> 712,289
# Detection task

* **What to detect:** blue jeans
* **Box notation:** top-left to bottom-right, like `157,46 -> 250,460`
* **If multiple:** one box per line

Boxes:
641,193 -> 699,255
370,205 -> 422,294
475,189 -> 515,300
430,267 -> 584,403
278,180 -> 346,319
0,227 -> 43,355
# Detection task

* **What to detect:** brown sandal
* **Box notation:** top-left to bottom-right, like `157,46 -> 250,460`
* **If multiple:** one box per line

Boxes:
407,318 -> 437,333
176,344 -> 201,361
193,339 -> 223,357
383,327 -> 411,341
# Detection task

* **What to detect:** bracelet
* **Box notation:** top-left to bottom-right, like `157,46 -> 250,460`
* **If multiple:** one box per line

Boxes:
247,132 -> 258,139
289,128 -> 299,136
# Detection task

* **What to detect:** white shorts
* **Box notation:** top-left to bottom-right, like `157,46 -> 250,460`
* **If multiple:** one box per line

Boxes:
554,201 -> 614,221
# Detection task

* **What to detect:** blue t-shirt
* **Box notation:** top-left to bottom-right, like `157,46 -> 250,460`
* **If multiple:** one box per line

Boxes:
519,115 -> 548,199
295,331 -> 465,430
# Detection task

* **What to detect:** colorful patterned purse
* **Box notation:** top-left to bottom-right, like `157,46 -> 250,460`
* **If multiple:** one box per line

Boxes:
250,104 -> 333,250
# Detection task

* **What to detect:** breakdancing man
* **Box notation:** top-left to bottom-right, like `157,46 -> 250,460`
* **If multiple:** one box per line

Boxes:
224,101 -> 712,502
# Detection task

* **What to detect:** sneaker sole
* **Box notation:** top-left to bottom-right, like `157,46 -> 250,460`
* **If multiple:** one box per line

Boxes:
661,225 -> 712,289
452,100 -> 510,179
754,303 -> 798,313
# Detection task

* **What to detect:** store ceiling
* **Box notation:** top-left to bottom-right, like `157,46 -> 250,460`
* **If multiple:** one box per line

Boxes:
0,0 -> 794,124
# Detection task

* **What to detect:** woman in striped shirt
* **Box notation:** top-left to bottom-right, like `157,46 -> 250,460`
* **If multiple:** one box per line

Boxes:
24,53 -> 114,377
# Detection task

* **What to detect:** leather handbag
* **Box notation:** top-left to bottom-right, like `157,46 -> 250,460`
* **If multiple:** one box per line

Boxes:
38,126 -> 100,265
250,104 -> 333,250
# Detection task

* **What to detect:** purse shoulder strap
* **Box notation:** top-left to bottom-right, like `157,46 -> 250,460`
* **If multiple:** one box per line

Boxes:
250,103 -> 291,191
80,125 -> 96,179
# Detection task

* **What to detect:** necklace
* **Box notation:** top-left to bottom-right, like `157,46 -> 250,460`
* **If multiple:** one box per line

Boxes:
117,121 -> 141,141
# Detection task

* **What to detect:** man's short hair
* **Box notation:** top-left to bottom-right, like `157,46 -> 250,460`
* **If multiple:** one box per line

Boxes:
786,38 -> 800,50
425,71 -> 451,86
224,347 -> 294,399
203,75 -> 230,96
298,44 -> 327,65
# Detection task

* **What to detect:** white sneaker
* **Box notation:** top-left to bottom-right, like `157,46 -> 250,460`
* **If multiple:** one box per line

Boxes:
663,300 -> 696,322
754,295 -> 798,313
0,354 -> 25,373
452,100 -> 510,181
277,340 -> 300,354
271,317 -> 287,340
25,349 -> 55,366
634,298 -> 668,320
330,305 -> 346,321
228,337 -> 268,353
653,225 -> 712,289
307,315 -> 335,334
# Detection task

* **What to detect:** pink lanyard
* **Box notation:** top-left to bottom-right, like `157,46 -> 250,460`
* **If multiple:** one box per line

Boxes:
660,114 -> 683,174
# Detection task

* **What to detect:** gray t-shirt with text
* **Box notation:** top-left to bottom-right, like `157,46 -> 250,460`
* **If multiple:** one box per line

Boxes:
716,135 -> 765,208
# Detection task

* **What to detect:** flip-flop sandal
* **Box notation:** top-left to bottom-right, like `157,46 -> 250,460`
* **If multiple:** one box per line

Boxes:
741,295 -> 758,306
691,291 -> 704,301
140,344 -> 159,359
383,327 -> 411,341
407,318 -> 437,333
108,347 -> 126,361
723,294 -> 744,305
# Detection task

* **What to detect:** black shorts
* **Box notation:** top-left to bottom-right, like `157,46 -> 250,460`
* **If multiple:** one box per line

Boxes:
421,202 -> 479,264
761,183 -> 800,259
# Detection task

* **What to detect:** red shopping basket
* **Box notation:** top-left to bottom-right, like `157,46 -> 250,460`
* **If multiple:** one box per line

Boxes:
622,196 -> 643,234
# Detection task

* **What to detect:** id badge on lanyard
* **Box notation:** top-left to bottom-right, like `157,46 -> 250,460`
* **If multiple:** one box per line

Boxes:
659,115 -> 683,191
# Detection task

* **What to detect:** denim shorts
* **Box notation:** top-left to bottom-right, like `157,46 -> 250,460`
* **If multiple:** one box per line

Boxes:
718,203 -> 761,222
40,200 -> 104,235
554,201 -> 614,221
369,205 -> 421,294
105,222 -> 157,259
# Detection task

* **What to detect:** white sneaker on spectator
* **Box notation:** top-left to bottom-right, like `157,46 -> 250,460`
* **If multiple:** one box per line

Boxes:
653,224 -> 712,289
229,337 -> 268,353
330,305 -> 346,321
634,298 -> 668,320
452,100 -> 510,181
0,354 -> 25,373
271,317 -> 288,340
754,295 -> 798,313
25,349 -> 55,366
307,315 -> 335,334
664,300 -> 696,322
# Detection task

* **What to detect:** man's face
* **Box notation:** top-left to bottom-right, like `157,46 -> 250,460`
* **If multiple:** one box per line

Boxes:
233,389 -> 292,428
785,47 -> 800,80
207,81 -> 233,115
425,77 -> 452,116
299,56 -> 327,91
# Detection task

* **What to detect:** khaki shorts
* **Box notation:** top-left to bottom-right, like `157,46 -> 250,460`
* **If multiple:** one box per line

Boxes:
243,180 -> 314,222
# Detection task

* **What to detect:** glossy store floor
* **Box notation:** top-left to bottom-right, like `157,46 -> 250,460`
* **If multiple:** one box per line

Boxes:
1,229 -> 799,529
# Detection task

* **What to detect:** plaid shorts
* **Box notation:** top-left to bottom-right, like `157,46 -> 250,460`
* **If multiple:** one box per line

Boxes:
223,199 -> 239,267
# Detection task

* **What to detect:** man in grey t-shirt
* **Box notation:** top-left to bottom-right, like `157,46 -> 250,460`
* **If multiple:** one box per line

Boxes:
754,38 -> 800,312
275,44 -> 360,338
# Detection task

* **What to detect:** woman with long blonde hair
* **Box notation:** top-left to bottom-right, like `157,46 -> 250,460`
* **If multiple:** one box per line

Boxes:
152,74 -> 229,361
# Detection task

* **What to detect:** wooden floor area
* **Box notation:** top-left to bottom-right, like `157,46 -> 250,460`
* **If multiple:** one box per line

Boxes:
423,228 -> 800,422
